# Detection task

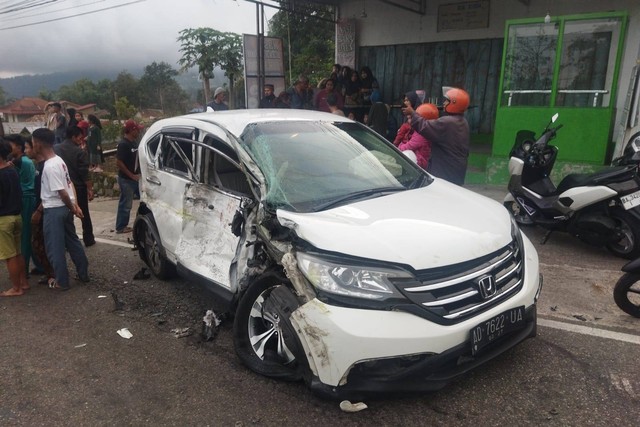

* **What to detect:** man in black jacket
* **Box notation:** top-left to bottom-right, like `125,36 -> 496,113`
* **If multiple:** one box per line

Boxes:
54,126 -> 95,246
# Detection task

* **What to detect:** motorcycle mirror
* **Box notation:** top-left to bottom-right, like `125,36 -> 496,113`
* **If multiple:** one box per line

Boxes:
551,113 -> 559,123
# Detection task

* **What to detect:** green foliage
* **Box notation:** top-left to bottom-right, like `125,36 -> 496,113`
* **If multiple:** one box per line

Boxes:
102,121 -> 122,145
114,96 -> 137,120
268,2 -> 335,85
0,85 -> 6,105
177,27 -> 243,104
139,61 -> 188,115
113,72 -> 140,108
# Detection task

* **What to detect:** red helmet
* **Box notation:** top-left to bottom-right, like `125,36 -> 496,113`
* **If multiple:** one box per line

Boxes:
443,87 -> 470,114
416,103 -> 439,120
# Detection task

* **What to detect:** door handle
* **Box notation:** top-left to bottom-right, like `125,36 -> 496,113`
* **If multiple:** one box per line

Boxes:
146,176 -> 161,185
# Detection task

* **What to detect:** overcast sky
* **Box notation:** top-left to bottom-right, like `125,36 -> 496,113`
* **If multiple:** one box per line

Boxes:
0,0 -> 276,78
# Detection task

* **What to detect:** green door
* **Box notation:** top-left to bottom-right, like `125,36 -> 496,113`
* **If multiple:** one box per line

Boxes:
493,12 -> 628,165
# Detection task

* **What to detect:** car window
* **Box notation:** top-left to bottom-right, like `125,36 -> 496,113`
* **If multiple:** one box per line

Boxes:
159,134 -> 195,178
146,134 -> 161,159
239,121 -> 426,212
202,135 -> 252,196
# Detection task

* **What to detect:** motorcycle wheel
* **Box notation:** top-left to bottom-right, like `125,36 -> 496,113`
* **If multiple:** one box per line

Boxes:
606,208 -> 640,259
504,201 -> 534,226
613,272 -> 640,318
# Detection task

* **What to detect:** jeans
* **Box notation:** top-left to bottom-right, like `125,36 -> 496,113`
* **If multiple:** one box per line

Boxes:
116,176 -> 139,231
75,185 -> 94,244
43,206 -> 89,288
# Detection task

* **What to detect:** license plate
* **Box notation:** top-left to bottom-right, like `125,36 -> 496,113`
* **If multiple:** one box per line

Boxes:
471,306 -> 525,356
621,190 -> 640,210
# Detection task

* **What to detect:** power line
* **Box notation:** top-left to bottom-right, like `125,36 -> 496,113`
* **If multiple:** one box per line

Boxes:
0,0 -> 146,30
0,0 -> 104,23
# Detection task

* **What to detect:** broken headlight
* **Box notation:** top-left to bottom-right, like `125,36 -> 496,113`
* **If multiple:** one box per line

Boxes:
296,252 -> 409,300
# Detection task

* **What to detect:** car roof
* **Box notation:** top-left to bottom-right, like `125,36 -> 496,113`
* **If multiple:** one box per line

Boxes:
159,109 -> 355,138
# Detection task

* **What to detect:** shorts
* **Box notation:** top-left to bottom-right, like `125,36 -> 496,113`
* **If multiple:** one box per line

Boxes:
0,215 -> 22,260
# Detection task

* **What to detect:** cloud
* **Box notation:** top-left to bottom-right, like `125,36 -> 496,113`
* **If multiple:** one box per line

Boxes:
0,0 -> 276,78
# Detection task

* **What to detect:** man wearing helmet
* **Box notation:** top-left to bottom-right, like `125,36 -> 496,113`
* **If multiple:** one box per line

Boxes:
402,87 -> 470,185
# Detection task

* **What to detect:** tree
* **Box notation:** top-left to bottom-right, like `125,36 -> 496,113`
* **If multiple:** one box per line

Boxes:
139,61 -> 189,115
0,85 -> 7,106
115,96 -> 137,120
177,28 -> 243,105
112,71 -> 141,108
56,78 -> 100,106
268,2 -> 335,85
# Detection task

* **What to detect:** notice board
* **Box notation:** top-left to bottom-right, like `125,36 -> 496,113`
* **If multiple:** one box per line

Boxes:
438,0 -> 490,32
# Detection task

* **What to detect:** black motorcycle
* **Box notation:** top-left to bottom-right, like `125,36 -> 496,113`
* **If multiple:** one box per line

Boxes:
614,259 -> 640,318
504,114 -> 640,259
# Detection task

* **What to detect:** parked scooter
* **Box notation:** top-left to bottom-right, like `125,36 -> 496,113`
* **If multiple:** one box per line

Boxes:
504,113 -> 640,259
614,259 -> 640,317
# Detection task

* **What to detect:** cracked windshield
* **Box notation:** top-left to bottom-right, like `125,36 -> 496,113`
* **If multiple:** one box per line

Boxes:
240,121 -> 426,212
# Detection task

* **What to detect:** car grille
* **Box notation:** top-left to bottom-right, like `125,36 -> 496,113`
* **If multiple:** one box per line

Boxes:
392,240 -> 523,324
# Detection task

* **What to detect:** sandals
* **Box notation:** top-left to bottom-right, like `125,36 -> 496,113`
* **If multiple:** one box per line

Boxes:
48,279 -> 69,291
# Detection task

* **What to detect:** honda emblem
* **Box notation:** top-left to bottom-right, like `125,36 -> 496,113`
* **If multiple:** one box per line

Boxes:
477,275 -> 497,300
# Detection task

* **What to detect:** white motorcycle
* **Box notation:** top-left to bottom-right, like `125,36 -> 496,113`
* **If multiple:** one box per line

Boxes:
504,114 -> 640,258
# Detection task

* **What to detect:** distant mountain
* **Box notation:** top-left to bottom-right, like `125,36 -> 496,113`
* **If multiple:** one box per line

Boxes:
0,68 -> 227,100
0,70 -> 133,99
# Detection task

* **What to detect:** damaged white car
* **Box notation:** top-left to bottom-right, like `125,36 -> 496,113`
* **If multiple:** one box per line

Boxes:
133,109 -> 542,400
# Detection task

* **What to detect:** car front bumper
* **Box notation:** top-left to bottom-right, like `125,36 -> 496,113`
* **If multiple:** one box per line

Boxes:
289,234 -> 541,400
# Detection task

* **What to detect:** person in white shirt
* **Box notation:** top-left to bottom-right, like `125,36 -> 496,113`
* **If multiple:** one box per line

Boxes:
31,128 -> 89,290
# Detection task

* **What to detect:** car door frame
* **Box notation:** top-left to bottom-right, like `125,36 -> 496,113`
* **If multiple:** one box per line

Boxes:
174,127 -> 259,292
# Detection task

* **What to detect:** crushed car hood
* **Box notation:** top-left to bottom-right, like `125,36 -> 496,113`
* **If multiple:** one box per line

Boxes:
277,179 -> 513,270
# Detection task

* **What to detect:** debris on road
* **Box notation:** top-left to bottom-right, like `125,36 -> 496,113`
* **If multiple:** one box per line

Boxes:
97,295 -> 108,299
117,328 -> 133,339
339,400 -> 368,412
171,327 -> 192,338
74,343 -> 87,348
111,291 -> 124,311
202,309 -> 222,341
572,314 -> 587,322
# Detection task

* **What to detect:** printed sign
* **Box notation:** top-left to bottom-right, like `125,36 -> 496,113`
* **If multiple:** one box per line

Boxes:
243,34 -> 285,76
438,0 -> 490,32
336,19 -> 356,69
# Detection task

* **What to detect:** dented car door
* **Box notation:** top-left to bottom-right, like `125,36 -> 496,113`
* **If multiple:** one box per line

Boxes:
174,135 -> 249,289
146,130 -> 197,261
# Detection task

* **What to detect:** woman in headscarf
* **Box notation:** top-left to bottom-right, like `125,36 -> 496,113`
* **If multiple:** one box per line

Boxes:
393,91 -> 420,146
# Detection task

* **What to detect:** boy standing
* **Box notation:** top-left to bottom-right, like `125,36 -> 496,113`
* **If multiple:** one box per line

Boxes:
0,139 -> 29,296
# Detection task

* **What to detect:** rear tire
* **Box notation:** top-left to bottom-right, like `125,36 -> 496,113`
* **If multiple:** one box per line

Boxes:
606,208 -> 640,259
138,217 -> 173,279
504,201 -> 534,226
233,276 -> 304,381
613,273 -> 640,318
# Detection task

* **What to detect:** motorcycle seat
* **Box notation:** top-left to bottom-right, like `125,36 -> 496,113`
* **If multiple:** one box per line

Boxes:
556,166 -> 636,194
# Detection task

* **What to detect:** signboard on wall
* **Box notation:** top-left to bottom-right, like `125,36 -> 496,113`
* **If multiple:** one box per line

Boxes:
336,19 -> 356,69
438,0 -> 490,32
243,34 -> 285,109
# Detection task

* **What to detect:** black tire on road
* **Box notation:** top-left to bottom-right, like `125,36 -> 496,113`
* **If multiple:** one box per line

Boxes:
613,272 -> 640,318
606,208 -> 640,259
140,217 -> 173,280
233,276 -> 305,381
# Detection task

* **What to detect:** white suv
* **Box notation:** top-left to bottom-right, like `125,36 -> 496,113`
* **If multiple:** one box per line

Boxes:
133,109 -> 542,400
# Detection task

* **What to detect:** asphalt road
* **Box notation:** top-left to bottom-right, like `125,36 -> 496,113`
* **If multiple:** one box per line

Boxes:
1,190 -> 639,425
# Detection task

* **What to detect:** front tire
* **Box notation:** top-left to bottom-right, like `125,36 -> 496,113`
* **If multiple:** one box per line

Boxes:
613,273 -> 640,318
233,276 -> 304,381
606,208 -> 640,259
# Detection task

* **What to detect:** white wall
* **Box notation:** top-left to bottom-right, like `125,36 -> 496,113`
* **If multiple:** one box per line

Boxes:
339,0 -> 640,138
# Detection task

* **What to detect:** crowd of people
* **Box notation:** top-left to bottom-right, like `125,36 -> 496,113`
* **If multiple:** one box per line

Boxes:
0,100 -> 142,297
257,64 -> 382,122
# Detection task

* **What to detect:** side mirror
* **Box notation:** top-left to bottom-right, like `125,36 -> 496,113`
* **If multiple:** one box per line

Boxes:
551,113 -> 559,123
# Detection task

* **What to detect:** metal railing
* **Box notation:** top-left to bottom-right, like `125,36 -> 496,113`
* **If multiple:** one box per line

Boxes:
504,89 -> 609,107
